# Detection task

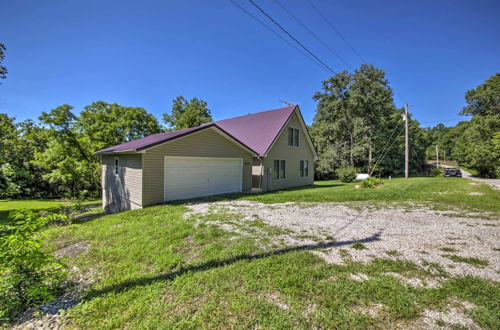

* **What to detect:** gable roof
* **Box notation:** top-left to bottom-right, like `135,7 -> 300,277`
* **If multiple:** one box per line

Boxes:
96,105 -> 313,157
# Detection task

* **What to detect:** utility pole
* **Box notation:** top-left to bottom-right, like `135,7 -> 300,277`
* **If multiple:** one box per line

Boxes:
435,145 -> 439,169
405,104 -> 409,178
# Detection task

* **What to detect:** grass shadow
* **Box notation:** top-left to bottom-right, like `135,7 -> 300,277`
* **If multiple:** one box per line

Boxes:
84,231 -> 382,299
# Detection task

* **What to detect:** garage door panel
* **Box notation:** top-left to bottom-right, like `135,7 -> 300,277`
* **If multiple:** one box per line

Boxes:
165,157 -> 242,201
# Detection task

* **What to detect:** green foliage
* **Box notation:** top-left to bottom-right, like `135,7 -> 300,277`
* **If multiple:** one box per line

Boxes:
163,96 -> 213,130
311,65 -> 426,179
0,100 -> 163,199
461,73 -> 500,117
0,43 -> 6,82
336,166 -> 357,182
422,73 -> 499,178
0,210 -> 67,322
431,168 -> 443,177
361,177 -> 383,188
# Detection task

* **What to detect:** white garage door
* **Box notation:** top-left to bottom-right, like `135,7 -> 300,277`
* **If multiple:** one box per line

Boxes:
164,156 -> 243,201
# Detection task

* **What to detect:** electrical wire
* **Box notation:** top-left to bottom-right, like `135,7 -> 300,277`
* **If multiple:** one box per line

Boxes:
370,124 -> 406,176
247,0 -> 337,74
273,0 -> 351,69
228,0 -> 331,73
306,0 -> 367,63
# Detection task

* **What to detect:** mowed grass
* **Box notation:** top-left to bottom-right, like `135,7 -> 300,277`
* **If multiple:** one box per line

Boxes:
211,177 -> 500,215
41,204 -> 500,329
0,199 -> 100,225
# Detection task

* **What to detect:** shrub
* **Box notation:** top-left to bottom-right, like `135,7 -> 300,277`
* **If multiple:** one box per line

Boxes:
431,168 -> 443,177
361,177 -> 383,188
336,166 -> 357,183
0,210 -> 67,323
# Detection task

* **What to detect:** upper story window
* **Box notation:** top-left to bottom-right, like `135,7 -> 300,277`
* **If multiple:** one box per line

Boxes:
288,127 -> 299,147
114,157 -> 119,175
273,160 -> 286,180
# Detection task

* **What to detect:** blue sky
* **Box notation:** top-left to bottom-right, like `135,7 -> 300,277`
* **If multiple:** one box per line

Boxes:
1,0 -> 499,127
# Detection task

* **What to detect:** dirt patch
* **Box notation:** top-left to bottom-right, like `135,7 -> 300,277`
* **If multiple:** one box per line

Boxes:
383,272 -> 442,289
54,241 -> 90,258
187,201 -> 500,281
352,303 -> 384,318
418,301 -> 479,329
263,293 -> 290,311
349,273 -> 370,282
468,192 -> 484,196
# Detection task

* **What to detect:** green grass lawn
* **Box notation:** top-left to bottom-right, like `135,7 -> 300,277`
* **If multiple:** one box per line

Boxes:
205,177 -> 500,215
40,203 -> 498,329
0,199 -> 101,225
3,177 -> 499,328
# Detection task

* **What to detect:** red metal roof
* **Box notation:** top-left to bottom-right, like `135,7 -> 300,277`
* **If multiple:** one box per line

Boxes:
96,105 -> 297,156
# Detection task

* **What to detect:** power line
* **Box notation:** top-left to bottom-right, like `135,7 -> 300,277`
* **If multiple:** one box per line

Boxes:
306,0 -> 367,63
248,0 -> 337,74
306,0 -> 409,105
273,0 -> 351,69
369,120 -> 402,175
228,0 -> 330,73
370,124 -> 406,176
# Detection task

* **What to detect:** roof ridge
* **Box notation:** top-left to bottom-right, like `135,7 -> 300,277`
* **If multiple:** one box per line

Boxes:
214,105 -> 296,123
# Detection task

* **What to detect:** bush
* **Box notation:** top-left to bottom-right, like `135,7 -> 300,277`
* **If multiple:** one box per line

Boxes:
0,210 -> 67,323
361,177 -> 383,188
431,168 -> 443,177
336,166 -> 357,183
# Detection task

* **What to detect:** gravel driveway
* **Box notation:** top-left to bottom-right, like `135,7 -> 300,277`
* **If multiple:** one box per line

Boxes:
188,201 -> 500,281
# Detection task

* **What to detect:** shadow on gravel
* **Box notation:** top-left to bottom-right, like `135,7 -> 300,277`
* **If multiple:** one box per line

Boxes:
84,231 -> 382,299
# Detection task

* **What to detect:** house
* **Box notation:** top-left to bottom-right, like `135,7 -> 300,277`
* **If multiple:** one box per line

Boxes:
96,105 -> 317,212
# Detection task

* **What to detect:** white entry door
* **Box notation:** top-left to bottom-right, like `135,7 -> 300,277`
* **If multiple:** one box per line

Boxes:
164,156 -> 243,201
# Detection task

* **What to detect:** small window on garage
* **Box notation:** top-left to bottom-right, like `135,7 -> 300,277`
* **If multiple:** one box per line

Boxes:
300,160 -> 309,177
273,160 -> 286,180
114,157 -> 119,175
288,127 -> 299,147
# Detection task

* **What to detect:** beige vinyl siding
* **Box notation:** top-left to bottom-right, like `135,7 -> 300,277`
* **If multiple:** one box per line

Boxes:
102,154 -> 142,211
142,127 -> 253,207
262,111 -> 314,191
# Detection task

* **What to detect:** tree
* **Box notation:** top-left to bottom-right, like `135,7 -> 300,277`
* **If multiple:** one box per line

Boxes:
35,102 -> 163,197
163,96 -> 213,130
0,43 -> 6,82
311,65 -> 402,178
78,101 -> 162,151
461,73 -> 500,117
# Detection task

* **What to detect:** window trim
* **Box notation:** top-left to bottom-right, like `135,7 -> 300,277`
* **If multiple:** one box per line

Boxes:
288,127 -> 299,147
300,160 -> 309,178
114,157 -> 119,175
273,159 -> 286,180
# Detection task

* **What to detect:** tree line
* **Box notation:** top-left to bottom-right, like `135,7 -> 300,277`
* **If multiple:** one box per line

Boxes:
1,65 -> 498,199
0,98 -> 213,199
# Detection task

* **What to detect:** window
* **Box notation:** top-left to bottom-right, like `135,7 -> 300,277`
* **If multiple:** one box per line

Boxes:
300,160 -> 309,177
288,127 -> 299,147
273,160 -> 286,180
114,157 -> 119,175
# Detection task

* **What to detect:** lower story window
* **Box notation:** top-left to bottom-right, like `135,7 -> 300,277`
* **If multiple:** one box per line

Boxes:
273,160 -> 286,180
300,160 -> 309,177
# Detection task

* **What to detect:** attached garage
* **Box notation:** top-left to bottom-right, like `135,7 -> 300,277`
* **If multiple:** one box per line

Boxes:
164,156 -> 243,201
